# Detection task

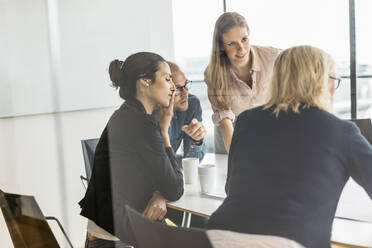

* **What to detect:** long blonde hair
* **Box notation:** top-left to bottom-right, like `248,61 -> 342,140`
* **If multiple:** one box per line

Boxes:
205,12 -> 250,110
264,45 -> 335,116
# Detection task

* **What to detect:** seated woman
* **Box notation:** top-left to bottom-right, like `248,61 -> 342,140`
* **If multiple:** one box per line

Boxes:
79,52 -> 184,247
207,46 -> 372,248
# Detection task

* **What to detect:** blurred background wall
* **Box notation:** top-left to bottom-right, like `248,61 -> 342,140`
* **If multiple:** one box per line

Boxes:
0,0 -> 175,247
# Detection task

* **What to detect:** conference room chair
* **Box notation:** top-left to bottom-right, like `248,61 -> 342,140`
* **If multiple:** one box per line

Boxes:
80,138 -> 99,189
126,206 -> 213,248
352,118 -> 372,145
0,189 -> 74,248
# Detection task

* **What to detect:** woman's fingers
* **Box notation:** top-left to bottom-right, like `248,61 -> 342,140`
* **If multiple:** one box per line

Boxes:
142,192 -> 167,220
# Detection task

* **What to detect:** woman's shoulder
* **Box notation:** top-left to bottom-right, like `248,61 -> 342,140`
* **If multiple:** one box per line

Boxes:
251,45 -> 281,62
252,45 -> 281,54
110,102 -> 158,130
236,106 -> 267,122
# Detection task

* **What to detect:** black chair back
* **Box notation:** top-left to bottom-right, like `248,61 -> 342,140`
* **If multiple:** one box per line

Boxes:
0,190 -> 61,248
351,118 -> 372,145
126,206 -> 212,248
81,138 -> 99,180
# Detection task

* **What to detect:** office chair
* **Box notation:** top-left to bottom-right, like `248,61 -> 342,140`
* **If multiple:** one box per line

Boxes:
0,189 -> 73,248
80,138 -> 99,189
351,118 -> 372,145
126,206 -> 213,248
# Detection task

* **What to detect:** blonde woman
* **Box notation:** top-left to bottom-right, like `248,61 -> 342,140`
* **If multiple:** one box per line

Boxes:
205,12 -> 281,153
207,46 -> 372,248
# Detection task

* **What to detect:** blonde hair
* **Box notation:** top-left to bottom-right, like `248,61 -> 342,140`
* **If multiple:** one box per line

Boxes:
205,12 -> 250,110
264,45 -> 335,116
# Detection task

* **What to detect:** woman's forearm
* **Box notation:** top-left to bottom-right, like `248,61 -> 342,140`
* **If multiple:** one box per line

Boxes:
161,130 -> 171,148
219,118 -> 234,152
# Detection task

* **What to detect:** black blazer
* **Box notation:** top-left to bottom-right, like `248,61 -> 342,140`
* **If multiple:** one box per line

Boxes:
208,106 -> 372,248
79,98 -> 184,245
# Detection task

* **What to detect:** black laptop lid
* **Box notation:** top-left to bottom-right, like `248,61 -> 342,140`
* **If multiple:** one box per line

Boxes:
351,118 -> 372,145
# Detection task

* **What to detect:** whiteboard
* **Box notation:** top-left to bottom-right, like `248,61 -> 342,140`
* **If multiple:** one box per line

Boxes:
0,0 -> 175,117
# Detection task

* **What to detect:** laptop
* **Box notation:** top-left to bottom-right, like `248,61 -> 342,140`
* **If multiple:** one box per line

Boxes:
351,118 -> 372,145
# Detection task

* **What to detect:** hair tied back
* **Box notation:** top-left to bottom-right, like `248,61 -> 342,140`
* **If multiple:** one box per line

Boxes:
119,60 -> 124,70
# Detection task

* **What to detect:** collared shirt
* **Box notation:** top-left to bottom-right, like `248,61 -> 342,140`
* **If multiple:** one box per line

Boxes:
153,94 -> 206,167
170,94 -> 206,166
205,45 -> 281,125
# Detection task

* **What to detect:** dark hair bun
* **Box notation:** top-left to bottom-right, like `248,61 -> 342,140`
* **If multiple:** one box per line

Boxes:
109,59 -> 124,88
108,52 -> 165,100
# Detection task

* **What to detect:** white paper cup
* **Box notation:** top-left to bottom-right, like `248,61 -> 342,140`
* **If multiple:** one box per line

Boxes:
182,157 -> 199,184
198,164 -> 216,193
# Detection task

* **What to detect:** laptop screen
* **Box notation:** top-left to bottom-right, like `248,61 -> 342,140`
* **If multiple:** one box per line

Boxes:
351,119 -> 372,145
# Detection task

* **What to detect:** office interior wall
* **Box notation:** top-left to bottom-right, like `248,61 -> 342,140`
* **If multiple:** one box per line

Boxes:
0,107 -> 116,247
0,0 -> 175,118
0,0 -> 175,247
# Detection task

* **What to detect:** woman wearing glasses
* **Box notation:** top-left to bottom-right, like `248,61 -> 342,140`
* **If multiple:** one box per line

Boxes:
207,46 -> 372,248
205,12 -> 281,153
79,52 -> 184,247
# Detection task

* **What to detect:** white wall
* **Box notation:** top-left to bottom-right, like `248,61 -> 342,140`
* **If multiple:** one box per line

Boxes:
0,107 -> 116,247
0,0 -> 175,247
0,0 -> 175,117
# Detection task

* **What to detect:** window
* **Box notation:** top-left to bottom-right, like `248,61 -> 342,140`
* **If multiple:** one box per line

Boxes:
172,0 -> 224,151
356,0 -> 372,119
227,0 -> 351,118
172,0 -> 372,153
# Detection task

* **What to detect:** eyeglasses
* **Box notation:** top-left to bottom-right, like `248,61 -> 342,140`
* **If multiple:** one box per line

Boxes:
175,80 -> 191,95
329,75 -> 342,89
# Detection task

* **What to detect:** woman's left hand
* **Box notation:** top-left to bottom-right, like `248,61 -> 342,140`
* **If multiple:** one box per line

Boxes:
142,191 -> 167,220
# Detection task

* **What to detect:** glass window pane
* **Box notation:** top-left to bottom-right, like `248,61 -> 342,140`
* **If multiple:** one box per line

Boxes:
172,0 -> 223,152
172,0 -> 222,80
356,0 -> 372,119
227,0 -> 351,118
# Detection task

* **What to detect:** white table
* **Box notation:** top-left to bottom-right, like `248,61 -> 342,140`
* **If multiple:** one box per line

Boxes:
167,153 -> 372,248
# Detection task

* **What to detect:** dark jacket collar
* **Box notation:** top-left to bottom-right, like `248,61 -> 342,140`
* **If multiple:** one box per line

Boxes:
123,98 -> 158,125
124,98 -> 147,114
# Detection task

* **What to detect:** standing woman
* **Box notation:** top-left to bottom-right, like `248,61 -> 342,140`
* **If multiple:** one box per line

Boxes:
79,52 -> 184,247
205,12 -> 281,153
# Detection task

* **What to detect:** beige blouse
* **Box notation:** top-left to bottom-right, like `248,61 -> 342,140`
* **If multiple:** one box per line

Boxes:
205,45 -> 281,126
207,230 -> 305,248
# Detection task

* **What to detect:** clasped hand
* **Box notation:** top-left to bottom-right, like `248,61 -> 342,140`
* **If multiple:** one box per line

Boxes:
142,191 -> 167,220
